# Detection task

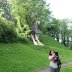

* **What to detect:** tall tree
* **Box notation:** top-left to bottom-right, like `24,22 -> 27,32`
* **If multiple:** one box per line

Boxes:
10,0 -> 51,37
59,19 -> 69,46
47,18 -> 60,41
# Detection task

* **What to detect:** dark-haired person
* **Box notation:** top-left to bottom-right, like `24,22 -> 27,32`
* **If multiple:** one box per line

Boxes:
48,50 -> 60,72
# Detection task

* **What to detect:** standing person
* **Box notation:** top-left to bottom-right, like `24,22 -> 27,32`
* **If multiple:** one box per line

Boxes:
48,50 -> 60,72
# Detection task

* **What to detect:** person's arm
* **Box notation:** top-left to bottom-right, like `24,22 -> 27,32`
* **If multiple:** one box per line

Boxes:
49,55 -> 55,61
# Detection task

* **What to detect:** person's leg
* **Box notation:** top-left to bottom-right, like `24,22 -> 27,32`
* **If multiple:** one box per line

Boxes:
50,67 -> 55,72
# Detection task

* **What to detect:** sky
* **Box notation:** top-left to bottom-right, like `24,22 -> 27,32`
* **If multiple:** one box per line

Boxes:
46,0 -> 72,19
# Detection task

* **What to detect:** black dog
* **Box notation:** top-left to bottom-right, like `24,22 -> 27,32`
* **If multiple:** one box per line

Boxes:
54,52 -> 62,68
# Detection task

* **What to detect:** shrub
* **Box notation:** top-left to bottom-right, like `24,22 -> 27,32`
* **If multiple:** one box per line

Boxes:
17,36 -> 29,43
0,17 -> 17,43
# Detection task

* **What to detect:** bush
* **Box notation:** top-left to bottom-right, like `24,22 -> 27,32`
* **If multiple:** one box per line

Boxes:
17,36 -> 30,43
0,17 -> 17,43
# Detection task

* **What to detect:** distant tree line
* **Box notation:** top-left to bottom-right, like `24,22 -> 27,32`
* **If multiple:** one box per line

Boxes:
47,18 -> 72,49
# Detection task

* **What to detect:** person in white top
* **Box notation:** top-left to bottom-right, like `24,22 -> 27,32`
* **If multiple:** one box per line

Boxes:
48,50 -> 60,72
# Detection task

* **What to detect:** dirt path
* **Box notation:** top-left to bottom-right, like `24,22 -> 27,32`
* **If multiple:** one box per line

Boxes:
37,62 -> 72,72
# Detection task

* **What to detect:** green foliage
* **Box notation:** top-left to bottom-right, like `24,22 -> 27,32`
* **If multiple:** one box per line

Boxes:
10,0 -> 30,38
0,0 -> 11,19
48,18 -> 71,46
17,34 -> 31,44
47,18 -> 61,40
69,41 -> 72,50
60,19 -> 69,37
0,17 -> 17,43
10,0 -> 51,34
0,17 -> 30,43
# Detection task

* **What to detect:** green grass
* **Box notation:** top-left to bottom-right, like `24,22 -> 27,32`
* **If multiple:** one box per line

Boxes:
0,35 -> 72,72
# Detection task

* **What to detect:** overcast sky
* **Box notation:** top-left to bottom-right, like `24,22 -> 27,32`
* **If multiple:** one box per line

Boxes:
46,0 -> 72,19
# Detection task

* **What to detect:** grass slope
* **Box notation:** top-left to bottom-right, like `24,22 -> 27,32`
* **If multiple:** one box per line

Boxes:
0,35 -> 72,72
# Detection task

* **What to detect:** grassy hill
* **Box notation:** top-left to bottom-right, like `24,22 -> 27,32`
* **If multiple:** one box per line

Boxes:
0,35 -> 72,72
